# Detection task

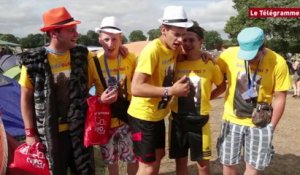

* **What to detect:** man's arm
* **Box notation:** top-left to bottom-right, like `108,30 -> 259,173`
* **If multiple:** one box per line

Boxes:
21,86 -> 39,144
211,80 -> 227,100
131,72 -> 190,98
271,91 -> 287,130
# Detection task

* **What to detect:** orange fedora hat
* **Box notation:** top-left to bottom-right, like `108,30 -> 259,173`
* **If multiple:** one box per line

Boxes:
40,6 -> 81,32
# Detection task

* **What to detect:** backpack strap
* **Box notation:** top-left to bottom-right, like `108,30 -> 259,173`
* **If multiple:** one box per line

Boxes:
93,57 -> 107,89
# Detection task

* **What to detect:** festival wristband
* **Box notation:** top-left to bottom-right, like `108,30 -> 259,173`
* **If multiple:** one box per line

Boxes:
25,128 -> 37,137
163,87 -> 169,101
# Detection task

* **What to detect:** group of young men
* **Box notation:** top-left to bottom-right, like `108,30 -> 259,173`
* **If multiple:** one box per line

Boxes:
18,5 -> 290,175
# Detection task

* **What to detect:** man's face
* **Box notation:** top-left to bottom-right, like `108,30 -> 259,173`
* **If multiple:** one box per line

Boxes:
55,25 -> 79,50
99,31 -> 122,58
161,25 -> 187,51
182,31 -> 202,54
249,47 -> 265,64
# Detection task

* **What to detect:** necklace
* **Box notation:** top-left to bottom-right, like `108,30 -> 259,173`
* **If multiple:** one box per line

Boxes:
45,47 -> 65,56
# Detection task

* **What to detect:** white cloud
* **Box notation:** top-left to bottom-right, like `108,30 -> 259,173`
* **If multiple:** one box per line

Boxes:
0,0 -> 236,39
188,0 -> 237,38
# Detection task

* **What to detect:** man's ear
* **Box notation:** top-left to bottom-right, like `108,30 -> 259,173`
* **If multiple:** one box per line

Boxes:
160,25 -> 167,36
98,36 -> 103,45
48,30 -> 58,39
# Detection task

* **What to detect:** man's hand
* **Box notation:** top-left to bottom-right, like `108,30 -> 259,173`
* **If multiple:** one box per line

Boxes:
26,136 -> 39,145
100,88 -> 118,104
201,51 -> 215,64
170,76 -> 190,96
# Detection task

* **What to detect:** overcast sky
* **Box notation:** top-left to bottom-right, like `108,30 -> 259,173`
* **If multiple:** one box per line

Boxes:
0,0 -> 237,39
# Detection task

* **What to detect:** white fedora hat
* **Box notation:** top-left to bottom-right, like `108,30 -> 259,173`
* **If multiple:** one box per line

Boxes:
95,16 -> 122,34
158,6 -> 193,28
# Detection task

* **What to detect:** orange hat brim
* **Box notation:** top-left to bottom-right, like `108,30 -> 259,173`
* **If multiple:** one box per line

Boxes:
40,20 -> 81,32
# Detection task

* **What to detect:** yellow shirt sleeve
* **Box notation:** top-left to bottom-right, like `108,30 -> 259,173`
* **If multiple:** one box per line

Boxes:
273,54 -> 291,91
19,65 -> 33,89
212,64 -> 224,86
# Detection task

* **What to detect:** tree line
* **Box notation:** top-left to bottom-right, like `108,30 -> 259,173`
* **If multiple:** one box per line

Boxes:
0,27 -> 223,51
1,0 -> 299,55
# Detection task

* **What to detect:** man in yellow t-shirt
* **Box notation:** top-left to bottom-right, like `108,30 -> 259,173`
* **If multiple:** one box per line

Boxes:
18,7 -> 101,175
127,6 -> 193,175
94,16 -> 137,175
213,27 -> 291,175
169,22 -> 223,175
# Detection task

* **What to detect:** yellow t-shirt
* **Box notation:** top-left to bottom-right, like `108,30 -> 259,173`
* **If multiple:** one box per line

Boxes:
171,59 -> 223,115
217,47 -> 291,126
128,38 -> 178,121
19,50 -> 102,131
96,52 -> 136,128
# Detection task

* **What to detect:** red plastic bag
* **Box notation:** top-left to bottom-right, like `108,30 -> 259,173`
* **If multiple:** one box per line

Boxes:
84,96 -> 111,147
9,142 -> 50,175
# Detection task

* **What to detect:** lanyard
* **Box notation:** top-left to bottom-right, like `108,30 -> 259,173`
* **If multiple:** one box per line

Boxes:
244,58 -> 262,90
104,54 -> 121,87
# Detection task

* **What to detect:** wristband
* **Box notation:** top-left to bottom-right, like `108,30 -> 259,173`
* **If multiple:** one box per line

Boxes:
163,87 -> 169,101
25,128 -> 37,137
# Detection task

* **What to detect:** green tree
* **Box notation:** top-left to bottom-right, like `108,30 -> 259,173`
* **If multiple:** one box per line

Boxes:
20,34 -> 45,48
224,0 -> 300,54
204,31 -> 223,50
129,30 -> 147,42
77,34 -> 90,46
0,34 -> 19,44
122,35 -> 128,44
86,30 -> 100,46
147,28 -> 161,40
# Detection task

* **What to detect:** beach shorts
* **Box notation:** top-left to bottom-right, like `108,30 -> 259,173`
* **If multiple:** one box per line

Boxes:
128,114 -> 165,163
100,124 -> 136,165
169,114 -> 211,161
217,120 -> 274,170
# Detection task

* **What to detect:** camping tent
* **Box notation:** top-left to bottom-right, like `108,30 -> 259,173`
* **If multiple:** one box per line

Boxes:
0,74 -> 24,137
0,40 -> 20,47
124,41 -> 149,57
0,54 -> 20,80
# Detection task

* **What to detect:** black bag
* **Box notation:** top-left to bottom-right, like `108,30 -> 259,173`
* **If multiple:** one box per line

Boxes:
110,98 -> 129,123
172,112 -> 209,133
252,102 -> 272,127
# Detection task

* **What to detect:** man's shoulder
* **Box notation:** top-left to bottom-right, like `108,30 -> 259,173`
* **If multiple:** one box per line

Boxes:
218,47 -> 239,62
140,39 -> 161,53
264,48 -> 286,65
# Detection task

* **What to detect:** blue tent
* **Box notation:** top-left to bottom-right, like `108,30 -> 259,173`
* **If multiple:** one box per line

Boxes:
0,74 -> 24,136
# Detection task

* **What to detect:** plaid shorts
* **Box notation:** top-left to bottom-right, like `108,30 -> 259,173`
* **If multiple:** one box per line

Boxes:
217,120 -> 274,170
100,124 -> 137,165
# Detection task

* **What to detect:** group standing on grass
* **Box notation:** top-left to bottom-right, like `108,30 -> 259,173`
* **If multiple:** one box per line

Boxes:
18,4 -> 290,175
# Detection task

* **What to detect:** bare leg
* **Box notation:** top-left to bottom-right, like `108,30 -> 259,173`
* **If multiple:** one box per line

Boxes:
196,160 -> 210,175
223,165 -> 237,175
136,148 -> 165,175
244,163 -> 260,175
296,80 -> 300,97
175,157 -> 188,175
107,162 -> 119,175
127,162 -> 138,175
